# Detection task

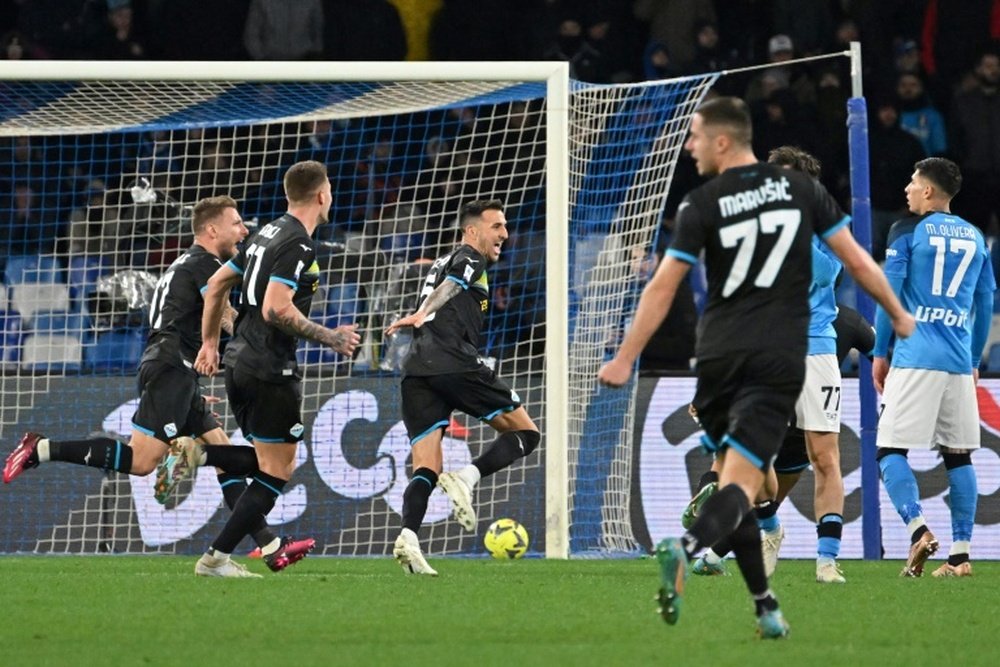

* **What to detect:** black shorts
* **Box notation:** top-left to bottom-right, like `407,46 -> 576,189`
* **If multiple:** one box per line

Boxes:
132,360 -> 219,442
692,349 -> 805,471
401,365 -> 521,444
774,427 -> 809,474
225,364 -> 304,443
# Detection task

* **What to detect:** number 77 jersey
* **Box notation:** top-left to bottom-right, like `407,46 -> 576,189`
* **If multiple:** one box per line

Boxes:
667,163 -> 849,358
884,212 -> 996,373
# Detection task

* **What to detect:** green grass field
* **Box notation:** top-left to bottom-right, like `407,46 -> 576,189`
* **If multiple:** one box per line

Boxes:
1,556 -> 994,667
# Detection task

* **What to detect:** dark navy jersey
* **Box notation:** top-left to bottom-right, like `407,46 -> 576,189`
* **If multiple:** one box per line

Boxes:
667,163 -> 848,358
222,214 -> 320,383
401,244 -> 490,377
141,244 -> 223,373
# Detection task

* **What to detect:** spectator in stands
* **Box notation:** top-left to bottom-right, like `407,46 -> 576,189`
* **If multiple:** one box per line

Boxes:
93,0 -> 146,60
243,0 -> 323,60
633,0 -> 716,70
688,20 -> 737,77
896,72 -> 948,156
0,183 -> 59,257
949,48 -> 1000,236
63,178 -> 108,255
745,34 -> 817,111
868,97 -> 926,261
643,41 -> 685,81
750,89 -> 813,165
540,8 -> 607,82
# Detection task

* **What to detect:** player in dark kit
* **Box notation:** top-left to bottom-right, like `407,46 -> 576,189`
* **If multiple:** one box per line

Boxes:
192,161 -> 361,578
383,199 -> 540,576
2,197 -> 281,542
598,97 -> 914,638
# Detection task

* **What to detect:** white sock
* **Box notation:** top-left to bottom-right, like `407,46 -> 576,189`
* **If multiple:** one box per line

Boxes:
817,556 -> 836,566
906,516 -> 927,537
400,527 -> 418,542
456,464 -> 481,489
260,537 -> 281,557
37,438 -> 51,462
704,549 -> 723,565
196,448 -> 207,466
950,541 -> 970,557
206,548 -> 230,560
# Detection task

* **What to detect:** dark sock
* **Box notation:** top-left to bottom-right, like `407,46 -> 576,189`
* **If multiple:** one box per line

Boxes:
48,437 -> 133,473
210,471 -> 285,554
204,445 -> 259,475
473,430 -> 540,478
710,536 -> 733,559
731,511 -> 770,595
402,467 -> 439,533
698,470 -> 719,490
947,552 -> 970,566
682,484 -> 752,557
217,473 -> 276,548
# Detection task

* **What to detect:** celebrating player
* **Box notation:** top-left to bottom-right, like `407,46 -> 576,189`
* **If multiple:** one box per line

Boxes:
598,97 -> 914,638
383,199 -> 540,576
873,158 -> 995,577
192,160 -> 360,578
1,196 -> 298,566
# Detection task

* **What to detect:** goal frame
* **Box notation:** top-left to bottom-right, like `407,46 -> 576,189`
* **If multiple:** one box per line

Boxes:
0,59 -> 572,558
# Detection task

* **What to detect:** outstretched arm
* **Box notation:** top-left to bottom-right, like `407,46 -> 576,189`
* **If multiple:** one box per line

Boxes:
384,279 -> 463,336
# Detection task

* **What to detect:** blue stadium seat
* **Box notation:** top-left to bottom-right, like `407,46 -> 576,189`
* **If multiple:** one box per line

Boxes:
67,255 -> 110,303
10,283 -> 72,325
4,254 -> 61,284
85,330 -> 145,373
0,312 -> 23,367
30,311 -> 89,338
20,333 -> 83,372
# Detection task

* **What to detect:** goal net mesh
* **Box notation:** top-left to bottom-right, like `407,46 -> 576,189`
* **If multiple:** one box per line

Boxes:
0,71 -> 717,556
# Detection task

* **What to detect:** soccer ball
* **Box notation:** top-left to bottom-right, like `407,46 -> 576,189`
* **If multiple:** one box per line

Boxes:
484,518 -> 529,559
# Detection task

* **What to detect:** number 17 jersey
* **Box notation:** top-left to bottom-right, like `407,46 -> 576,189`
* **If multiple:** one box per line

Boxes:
667,163 -> 848,358
884,212 -> 995,373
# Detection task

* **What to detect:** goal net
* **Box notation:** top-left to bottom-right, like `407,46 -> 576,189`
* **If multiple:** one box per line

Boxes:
0,61 -> 716,557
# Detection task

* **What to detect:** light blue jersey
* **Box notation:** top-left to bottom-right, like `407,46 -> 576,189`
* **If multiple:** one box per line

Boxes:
808,237 -> 842,355
878,212 -> 996,373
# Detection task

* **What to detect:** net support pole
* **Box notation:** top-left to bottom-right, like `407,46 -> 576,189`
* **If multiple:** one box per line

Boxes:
847,41 -> 881,560
544,63 -> 571,559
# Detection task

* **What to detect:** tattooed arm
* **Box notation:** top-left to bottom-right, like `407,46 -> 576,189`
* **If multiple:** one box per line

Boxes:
384,279 -> 462,336
262,282 -> 360,356
221,303 -> 239,336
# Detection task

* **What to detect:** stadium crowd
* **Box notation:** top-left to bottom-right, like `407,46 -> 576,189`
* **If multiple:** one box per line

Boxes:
2,0 -> 1000,373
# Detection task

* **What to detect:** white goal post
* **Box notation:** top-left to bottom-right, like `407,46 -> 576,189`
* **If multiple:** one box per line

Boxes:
0,60 -> 715,558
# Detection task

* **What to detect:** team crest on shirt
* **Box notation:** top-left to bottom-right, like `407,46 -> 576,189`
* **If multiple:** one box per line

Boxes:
164,423 -> 178,438
290,423 -> 305,438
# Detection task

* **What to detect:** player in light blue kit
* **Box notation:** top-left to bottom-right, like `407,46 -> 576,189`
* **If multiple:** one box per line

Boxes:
873,157 -> 996,578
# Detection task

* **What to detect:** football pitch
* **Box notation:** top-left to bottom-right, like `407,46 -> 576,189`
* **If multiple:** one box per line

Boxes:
1,556 -> 994,667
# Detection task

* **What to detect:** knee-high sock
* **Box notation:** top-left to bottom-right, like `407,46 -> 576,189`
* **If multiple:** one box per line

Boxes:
44,437 -> 133,473
817,513 -> 843,559
217,473 -> 277,549
402,467 -> 439,533
473,430 -> 540,478
730,510 -> 771,599
681,484 -> 751,557
943,453 -> 977,545
878,453 -> 922,524
210,472 -> 285,554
